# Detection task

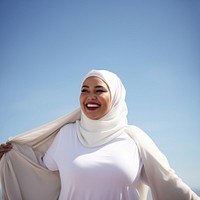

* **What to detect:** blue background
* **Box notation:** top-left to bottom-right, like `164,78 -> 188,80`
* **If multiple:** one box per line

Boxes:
0,0 -> 199,190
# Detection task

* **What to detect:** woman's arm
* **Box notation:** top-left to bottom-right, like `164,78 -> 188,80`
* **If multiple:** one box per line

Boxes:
127,125 -> 200,200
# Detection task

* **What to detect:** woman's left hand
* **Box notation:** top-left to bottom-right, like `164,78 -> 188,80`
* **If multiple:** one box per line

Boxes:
0,142 -> 12,160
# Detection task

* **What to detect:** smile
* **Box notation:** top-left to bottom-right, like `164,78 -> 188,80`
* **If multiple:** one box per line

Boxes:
86,103 -> 100,109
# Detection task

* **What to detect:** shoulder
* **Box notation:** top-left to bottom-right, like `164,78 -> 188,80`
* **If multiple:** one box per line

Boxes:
51,123 -> 76,145
126,125 -> 170,166
126,125 -> 150,142
126,125 -> 160,147
125,125 -> 162,156
53,123 -> 77,145
127,125 -> 146,133
59,123 -> 76,134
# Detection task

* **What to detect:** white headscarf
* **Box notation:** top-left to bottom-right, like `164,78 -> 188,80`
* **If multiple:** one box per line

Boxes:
76,69 -> 128,147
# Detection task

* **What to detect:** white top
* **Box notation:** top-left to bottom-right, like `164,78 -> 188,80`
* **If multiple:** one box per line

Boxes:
43,123 -> 143,200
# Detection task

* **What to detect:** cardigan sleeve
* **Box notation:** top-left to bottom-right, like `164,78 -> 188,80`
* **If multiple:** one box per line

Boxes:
127,126 -> 200,200
1,109 -> 81,200
0,144 -> 60,200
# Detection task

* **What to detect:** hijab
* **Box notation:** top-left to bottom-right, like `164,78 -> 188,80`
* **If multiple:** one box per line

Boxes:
76,69 -> 128,147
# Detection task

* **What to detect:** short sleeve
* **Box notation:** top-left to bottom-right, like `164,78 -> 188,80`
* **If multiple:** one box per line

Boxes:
43,131 -> 61,171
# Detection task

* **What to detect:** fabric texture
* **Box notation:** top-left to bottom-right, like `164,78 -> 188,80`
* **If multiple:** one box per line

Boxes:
43,123 -> 142,200
0,69 -> 199,200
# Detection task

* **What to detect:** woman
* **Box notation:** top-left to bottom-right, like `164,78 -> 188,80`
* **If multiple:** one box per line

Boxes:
0,69 -> 199,200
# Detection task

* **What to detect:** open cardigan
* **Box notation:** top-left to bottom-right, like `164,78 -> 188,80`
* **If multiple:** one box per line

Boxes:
0,108 -> 199,200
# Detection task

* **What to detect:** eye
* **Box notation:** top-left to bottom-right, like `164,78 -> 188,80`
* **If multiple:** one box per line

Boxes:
96,89 -> 105,93
81,89 -> 89,93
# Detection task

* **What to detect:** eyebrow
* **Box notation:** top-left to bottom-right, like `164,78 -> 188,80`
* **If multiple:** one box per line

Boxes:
81,85 -> 105,89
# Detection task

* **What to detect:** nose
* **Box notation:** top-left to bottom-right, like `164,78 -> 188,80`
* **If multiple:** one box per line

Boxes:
87,93 -> 97,100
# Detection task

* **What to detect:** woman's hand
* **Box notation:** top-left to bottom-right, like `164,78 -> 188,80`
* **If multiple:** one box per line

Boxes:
0,142 -> 12,160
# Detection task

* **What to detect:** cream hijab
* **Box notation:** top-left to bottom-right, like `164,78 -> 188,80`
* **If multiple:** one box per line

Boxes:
76,69 -> 128,147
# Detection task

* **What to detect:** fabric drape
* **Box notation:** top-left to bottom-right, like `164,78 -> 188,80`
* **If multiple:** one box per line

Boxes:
0,109 -> 199,200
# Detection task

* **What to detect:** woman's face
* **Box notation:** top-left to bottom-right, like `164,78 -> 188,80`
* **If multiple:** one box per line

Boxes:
80,76 -> 111,120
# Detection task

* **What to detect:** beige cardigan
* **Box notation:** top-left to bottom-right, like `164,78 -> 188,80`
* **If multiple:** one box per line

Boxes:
0,109 -> 199,200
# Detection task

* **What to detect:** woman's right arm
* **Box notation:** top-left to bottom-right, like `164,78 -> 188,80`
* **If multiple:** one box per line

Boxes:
0,142 -> 12,160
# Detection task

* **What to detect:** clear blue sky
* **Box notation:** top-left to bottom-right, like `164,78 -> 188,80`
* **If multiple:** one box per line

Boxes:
0,0 -> 199,189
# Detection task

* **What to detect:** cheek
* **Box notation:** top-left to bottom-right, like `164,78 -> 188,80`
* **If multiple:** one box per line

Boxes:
106,101 -> 111,112
102,95 -> 111,110
79,95 -> 84,106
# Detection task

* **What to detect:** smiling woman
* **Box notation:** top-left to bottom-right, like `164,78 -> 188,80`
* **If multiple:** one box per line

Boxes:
0,70 -> 199,200
80,76 -> 111,120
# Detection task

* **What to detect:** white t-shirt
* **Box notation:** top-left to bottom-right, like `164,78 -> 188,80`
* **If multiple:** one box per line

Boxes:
43,123 -> 142,200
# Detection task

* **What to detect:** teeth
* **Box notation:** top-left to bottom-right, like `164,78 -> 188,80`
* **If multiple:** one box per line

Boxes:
87,104 -> 99,108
